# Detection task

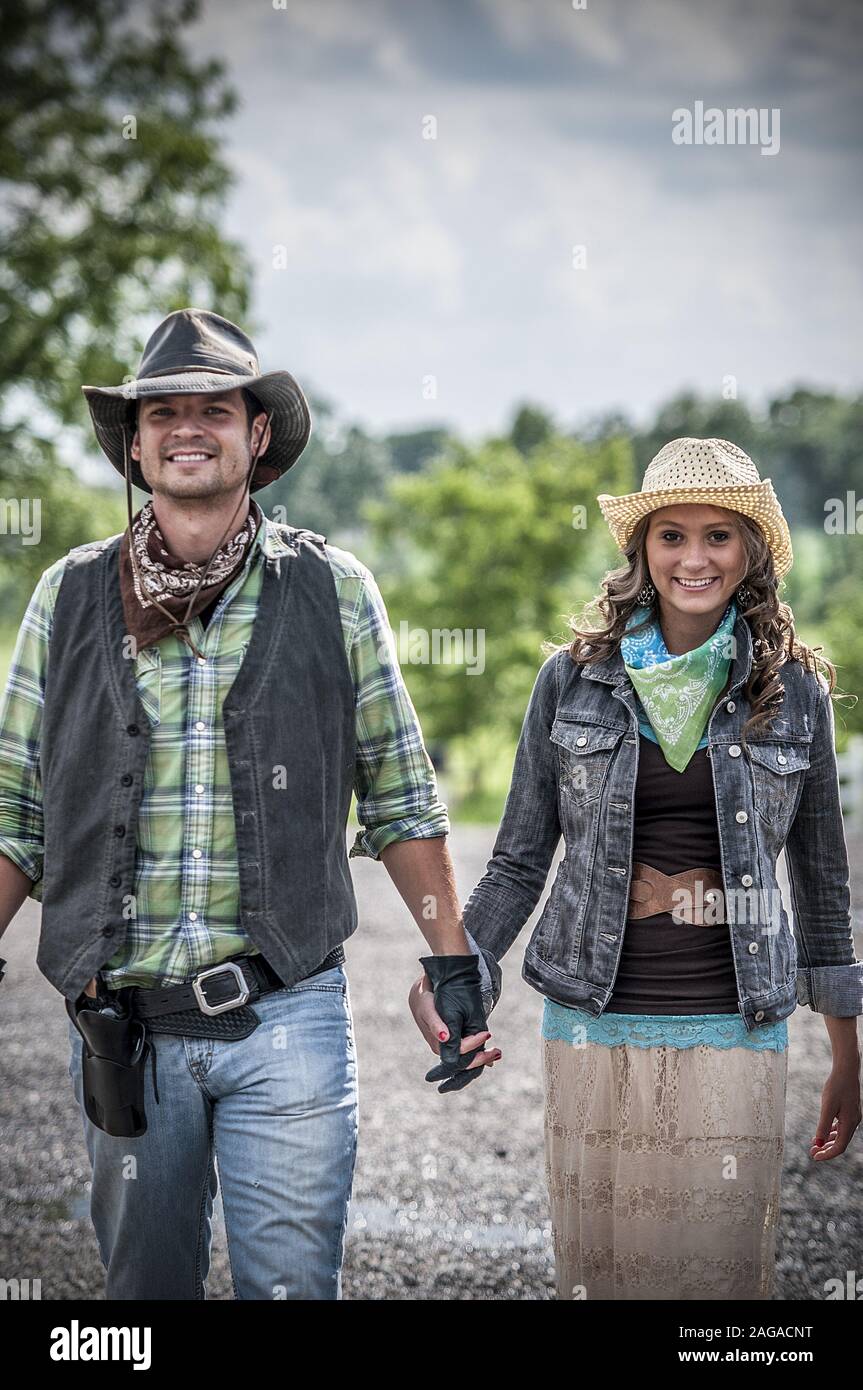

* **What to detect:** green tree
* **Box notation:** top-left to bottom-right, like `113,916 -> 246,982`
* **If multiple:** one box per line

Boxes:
632,392 -> 762,482
509,402 -> 555,456
368,432 -> 634,796
0,0 -> 252,613
0,0 -> 251,428
263,396 -> 393,545
0,433 -> 125,614
762,389 -> 863,570
384,427 -> 452,475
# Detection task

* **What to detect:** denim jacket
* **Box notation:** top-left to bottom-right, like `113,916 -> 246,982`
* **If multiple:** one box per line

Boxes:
462,612 -> 863,1032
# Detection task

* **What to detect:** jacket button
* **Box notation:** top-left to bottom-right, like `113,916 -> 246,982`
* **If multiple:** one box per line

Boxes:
735,810 -> 748,823
102,925 -> 115,937
728,744 -> 741,757
777,754 -> 787,765
726,701 -> 736,712
576,736 -> 588,747
109,875 -> 121,887
126,723 -> 140,736
754,1010 -> 765,1022
120,773 -> 133,786
741,873 -> 753,886
748,941 -> 759,953
113,824 -> 126,837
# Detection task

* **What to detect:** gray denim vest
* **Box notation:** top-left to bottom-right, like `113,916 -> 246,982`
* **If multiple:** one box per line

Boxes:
37,526 -> 357,1002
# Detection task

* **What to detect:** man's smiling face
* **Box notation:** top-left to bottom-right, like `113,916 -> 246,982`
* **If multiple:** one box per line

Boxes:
131,388 -> 269,500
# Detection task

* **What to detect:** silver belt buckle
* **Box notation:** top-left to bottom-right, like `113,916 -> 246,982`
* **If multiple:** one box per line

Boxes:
192,961 -> 251,1016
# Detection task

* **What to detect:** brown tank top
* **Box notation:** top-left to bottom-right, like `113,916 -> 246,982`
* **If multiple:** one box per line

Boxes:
606,731 -> 739,1014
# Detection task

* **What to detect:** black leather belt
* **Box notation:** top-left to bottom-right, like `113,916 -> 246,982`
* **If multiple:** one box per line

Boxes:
112,945 -> 346,1041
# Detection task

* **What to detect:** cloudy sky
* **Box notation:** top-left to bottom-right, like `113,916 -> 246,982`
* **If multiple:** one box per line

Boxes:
190,0 -> 863,438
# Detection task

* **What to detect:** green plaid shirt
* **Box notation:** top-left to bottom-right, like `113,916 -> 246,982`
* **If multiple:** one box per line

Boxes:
0,516 -> 449,988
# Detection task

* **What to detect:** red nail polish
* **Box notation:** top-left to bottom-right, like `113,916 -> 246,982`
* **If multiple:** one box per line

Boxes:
438,1031 -> 447,1040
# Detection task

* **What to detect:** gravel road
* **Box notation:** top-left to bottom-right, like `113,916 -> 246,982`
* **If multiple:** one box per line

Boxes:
1,827 -> 861,1300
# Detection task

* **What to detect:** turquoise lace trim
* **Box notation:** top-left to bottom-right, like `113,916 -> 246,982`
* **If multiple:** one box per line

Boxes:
542,999 -> 788,1052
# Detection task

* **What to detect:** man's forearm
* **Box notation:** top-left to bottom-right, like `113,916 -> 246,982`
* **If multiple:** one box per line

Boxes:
0,854 -> 33,941
380,836 -> 470,954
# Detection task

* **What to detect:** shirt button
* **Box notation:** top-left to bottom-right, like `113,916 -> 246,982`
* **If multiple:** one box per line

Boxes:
754,1010 -> 765,1022
194,784 -> 204,795
777,754 -> 787,765
726,701 -> 736,713
192,849 -> 202,860
194,721 -> 206,732
188,911 -> 198,921
576,736 -> 588,747
748,941 -> 759,954
735,810 -> 748,824
741,873 -> 754,886
197,657 -> 206,665
728,744 -> 741,757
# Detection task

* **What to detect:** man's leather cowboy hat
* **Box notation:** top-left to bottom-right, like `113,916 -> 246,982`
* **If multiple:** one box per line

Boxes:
82,308 -> 311,493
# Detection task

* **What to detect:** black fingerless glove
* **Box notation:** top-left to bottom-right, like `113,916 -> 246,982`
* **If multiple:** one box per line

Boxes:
419,954 -> 488,1094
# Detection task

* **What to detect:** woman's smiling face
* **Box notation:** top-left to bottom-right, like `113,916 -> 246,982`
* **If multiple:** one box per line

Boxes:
644,503 -> 748,622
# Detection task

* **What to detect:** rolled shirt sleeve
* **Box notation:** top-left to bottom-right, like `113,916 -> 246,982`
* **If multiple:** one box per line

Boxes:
329,551 -> 449,861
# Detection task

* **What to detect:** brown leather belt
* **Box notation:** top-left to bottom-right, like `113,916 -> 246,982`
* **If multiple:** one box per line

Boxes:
627,862 -> 725,925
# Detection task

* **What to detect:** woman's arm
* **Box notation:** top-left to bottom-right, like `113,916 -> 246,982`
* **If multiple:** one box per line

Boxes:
459,650 -> 564,1001
784,676 -> 862,1158
810,1014 -> 861,1160
409,650 -> 563,1070
783,677 -> 863,1021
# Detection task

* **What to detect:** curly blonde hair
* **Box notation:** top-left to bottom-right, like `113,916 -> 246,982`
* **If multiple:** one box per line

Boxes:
548,513 -> 846,749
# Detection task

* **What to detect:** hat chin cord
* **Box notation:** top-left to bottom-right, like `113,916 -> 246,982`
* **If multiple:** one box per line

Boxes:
122,411 -> 273,662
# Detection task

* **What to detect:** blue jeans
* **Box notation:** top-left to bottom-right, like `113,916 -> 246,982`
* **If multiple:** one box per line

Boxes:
67,964 -> 359,1300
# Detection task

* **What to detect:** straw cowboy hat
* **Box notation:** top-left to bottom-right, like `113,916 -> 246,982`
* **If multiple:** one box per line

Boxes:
597,437 -> 793,579
82,308 -> 311,494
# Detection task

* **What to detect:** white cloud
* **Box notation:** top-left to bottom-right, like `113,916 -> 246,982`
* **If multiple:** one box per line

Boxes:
185,0 -> 863,433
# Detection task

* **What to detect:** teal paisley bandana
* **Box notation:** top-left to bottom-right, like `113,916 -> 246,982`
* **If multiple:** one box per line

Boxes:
620,599 -> 737,772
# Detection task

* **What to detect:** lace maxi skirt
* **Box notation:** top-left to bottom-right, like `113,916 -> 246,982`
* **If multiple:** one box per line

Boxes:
542,1004 -> 789,1301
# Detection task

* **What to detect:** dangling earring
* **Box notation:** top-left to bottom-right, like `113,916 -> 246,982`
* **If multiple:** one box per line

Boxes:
736,583 -> 752,607
636,579 -> 655,605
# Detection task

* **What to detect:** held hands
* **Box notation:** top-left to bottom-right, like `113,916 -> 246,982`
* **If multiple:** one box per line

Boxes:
410,954 -> 501,1094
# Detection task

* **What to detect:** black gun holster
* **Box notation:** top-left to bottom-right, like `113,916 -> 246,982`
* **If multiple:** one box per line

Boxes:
66,993 -> 157,1138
